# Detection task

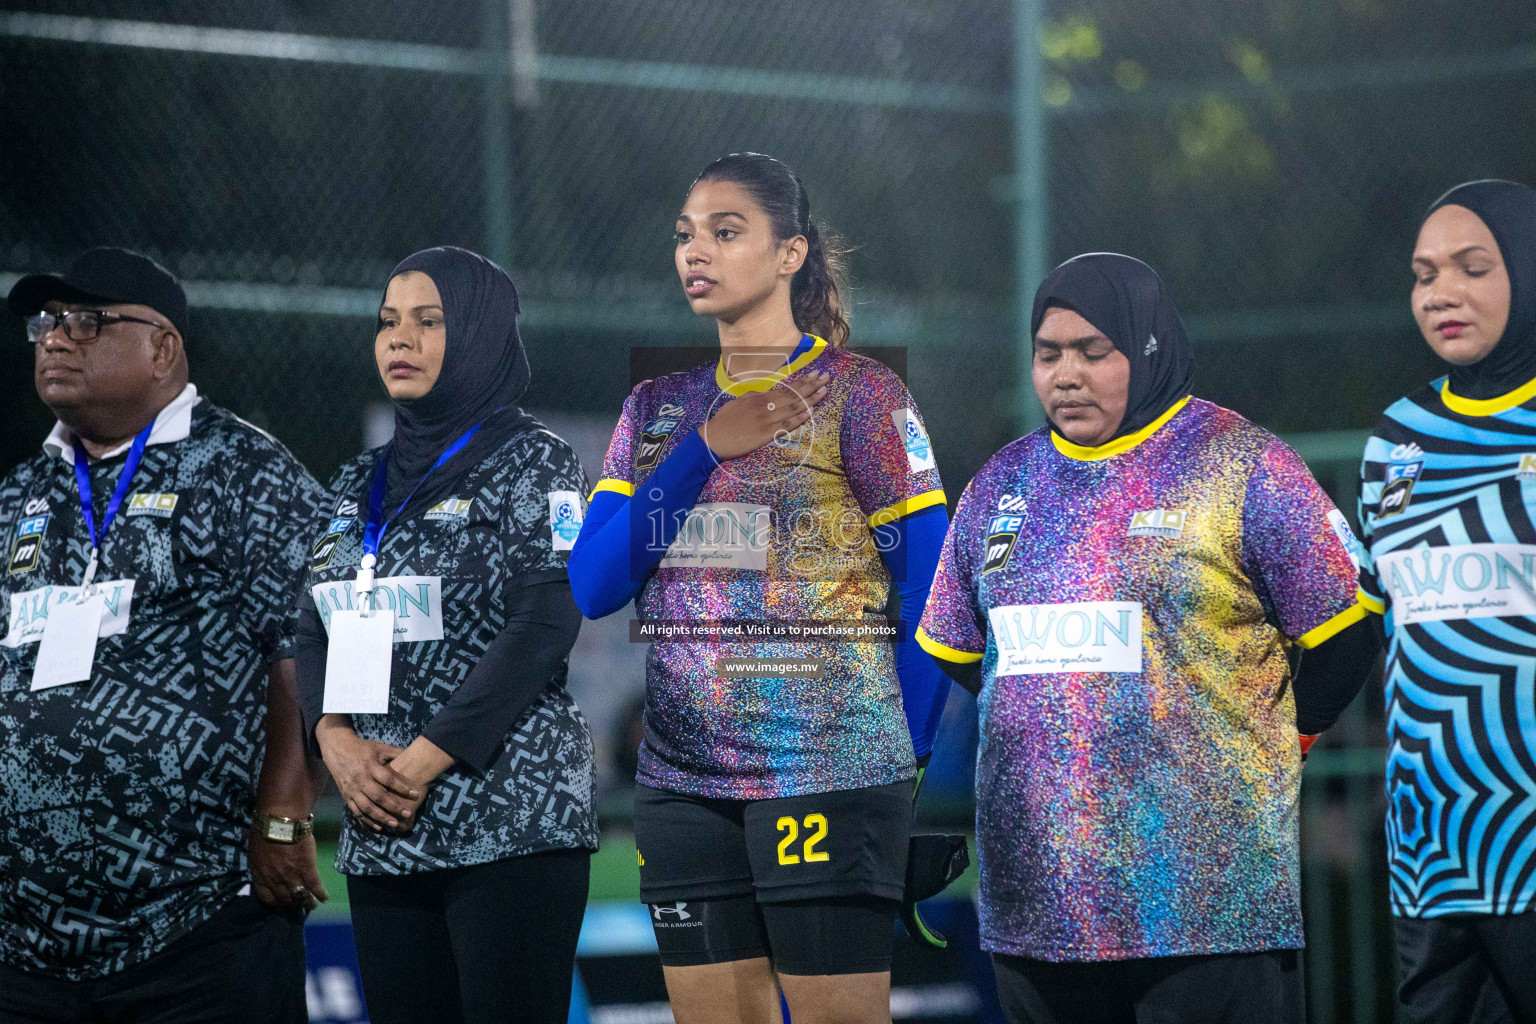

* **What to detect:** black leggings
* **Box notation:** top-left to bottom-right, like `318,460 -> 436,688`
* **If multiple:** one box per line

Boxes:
346,849 -> 591,1024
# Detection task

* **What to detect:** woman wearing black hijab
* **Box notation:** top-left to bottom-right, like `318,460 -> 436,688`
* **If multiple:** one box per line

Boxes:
1357,181 -> 1536,1024
294,247 -> 596,1024
918,253 -> 1376,1024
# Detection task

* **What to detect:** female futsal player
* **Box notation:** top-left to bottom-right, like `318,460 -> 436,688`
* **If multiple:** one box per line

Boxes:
294,246 -> 596,1024
1357,180 -> 1536,1024
568,153 -> 952,1024
919,253 -> 1377,1024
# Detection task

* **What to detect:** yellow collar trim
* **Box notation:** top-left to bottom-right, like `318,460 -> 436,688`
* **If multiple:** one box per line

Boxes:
716,336 -> 828,396
1440,374 -> 1536,417
1050,396 -> 1192,462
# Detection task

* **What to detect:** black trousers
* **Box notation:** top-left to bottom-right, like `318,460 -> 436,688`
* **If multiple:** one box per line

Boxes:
346,848 -> 591,1024
1395,913 -> 1536,1024
0,896 -> 306,1024
993,949 -> 1304,1024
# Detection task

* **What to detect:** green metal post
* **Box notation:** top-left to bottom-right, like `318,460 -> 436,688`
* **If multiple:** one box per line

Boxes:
481,0 -> 514,268
1302,777 -> 1337,1024
1013,0 -> 1047,433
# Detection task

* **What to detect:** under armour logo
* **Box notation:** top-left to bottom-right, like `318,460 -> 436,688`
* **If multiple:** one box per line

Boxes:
651,902 -> 691,921
1144,334 -> 1158,356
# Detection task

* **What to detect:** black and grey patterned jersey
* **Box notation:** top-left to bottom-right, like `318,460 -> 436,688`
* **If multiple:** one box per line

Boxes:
0,398 -> 326,980
300,427 -> 598,875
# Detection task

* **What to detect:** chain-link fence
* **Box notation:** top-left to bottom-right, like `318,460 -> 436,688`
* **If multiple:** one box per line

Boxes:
5,3 -> 1536,1019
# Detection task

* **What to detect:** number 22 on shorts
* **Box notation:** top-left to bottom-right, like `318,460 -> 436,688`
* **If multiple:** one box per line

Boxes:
776,813 -> 830,865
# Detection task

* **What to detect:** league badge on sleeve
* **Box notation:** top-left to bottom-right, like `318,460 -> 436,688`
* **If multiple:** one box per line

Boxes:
1326,509 -> 1363,570
548,490 -> 585,551
891,408 -> 937,473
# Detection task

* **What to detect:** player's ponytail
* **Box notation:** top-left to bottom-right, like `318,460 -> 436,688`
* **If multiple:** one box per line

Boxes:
690,153 -> 851,348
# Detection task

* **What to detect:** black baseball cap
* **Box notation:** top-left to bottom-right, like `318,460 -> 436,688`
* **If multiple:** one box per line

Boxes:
8,247 -> 189,340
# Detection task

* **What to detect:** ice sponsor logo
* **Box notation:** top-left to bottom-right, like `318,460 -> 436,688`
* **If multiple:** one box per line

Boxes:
981,515 -> 1023,575
8,515 -> 49,575
548,490 -> 584,551
1326,509 -> 1363,571
636,403 -> 687,471
310,576 -> 443,642
1379,543 -> 1536,624
311,517 -> 355,571
2,580 -> 137,647
891,408 -> 936,473
1377,474 -> 1416,518
658,502 -> 771,571
125,492 -> 178,518
423,498 -> 472,522
8,536 -> 41,575
1127,509 -> 1186,538
1385,461 -> 1422,484
988,601 -> 1143,676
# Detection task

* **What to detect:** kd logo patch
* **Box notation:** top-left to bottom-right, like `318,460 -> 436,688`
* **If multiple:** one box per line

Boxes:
125,492 -> 178,518
1127,509 -> 1186,538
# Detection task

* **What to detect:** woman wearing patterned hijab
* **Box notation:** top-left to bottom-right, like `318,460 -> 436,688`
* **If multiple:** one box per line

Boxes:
294,246 -> 596,1024
920,253 -> 1376,1024
1357,181 -> 1536,1024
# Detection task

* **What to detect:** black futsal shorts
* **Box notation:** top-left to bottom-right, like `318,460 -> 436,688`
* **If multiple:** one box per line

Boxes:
633,780 -> 913,974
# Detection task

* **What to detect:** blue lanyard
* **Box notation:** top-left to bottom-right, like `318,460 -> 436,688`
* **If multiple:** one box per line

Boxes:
71,422 -> 154,588
358,421 -> 487,577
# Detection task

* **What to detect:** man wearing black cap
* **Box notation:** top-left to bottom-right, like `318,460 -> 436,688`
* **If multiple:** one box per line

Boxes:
0,248 -> 328,1022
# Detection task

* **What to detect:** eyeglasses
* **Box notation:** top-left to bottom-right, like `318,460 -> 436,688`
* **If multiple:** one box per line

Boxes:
26,309 -> 167,344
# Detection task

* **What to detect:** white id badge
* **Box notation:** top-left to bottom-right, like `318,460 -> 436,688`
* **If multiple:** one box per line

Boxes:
322,606 -> 395,714
31,591 -> 107,691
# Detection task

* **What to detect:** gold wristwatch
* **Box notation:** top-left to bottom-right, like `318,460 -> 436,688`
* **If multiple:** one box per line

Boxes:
255,813 -> 315,844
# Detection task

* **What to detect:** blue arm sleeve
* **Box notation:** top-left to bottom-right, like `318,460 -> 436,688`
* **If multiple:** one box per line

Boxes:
568,430 -> 717,619
874,505 -> 951,762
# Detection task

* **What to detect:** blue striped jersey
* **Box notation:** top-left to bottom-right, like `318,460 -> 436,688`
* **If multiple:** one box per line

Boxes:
1359,376 -> 1536,918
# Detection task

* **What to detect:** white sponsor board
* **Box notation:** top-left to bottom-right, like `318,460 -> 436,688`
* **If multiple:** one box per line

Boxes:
659,503 -> 771,571
310,575 -> 443,642
988,601 -> 1143,675
3,580 -> 137,648
1379,543 -> 1536,624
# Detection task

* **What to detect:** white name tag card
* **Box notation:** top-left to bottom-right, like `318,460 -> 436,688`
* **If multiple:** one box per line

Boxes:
1380,543 -> 1536,625
3,580 -> 136,649
659,503 -> 771,571
988,601 -> 1143,676
322,606 -> 396,714
31,591 -> 107,691
310,576 -> 442,642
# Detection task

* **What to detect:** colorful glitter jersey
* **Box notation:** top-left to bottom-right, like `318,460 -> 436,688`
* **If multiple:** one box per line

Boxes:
1358,378 -> 1536,918
592,338 -> 945,798
298,426 -> 598,875
919,397 -> 1363,961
